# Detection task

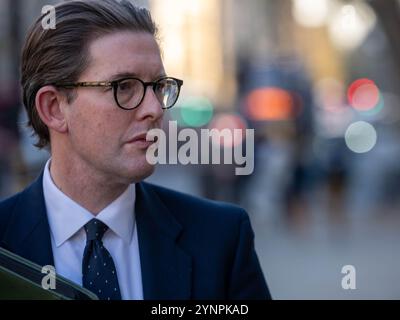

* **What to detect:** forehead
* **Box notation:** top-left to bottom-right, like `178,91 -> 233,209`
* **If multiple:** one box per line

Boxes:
83,31 -> 164,80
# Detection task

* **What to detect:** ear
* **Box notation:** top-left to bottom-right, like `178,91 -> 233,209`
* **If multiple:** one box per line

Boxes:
35,85 -> 69,134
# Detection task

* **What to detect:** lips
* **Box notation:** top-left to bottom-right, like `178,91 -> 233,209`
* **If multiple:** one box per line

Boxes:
127,132 -> 157,149
129,133 -> 150,142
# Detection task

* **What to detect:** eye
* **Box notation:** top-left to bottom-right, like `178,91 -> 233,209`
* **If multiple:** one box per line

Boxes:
118,80 -> 134,92
155,82 -> 165,92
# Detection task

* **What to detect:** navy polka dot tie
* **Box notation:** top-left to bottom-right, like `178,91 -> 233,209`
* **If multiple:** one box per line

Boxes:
82,219 -> 122,300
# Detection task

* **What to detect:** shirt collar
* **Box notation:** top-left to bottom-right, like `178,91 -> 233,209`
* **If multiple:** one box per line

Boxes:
42,159 -> 136,247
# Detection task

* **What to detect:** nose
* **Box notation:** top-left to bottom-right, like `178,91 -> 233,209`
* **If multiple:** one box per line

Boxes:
135,85 -> 164,121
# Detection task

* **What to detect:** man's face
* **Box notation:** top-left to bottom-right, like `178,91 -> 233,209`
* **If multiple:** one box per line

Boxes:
63,31 -> 165,183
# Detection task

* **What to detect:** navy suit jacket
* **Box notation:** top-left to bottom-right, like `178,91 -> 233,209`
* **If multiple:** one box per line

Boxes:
0,172 -> 271,300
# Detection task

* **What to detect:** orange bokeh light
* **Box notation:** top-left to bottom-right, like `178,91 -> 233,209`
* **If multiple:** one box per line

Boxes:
246,87 -> 294,121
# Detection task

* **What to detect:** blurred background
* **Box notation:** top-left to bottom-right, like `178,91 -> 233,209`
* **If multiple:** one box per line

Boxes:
1,0 -> 400,299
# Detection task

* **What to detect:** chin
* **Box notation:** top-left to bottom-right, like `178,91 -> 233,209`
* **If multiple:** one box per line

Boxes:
124,162 -> 156,183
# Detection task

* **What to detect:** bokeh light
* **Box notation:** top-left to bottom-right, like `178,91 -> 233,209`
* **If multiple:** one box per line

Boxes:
245,87 -> 294,121
315,77 -> 346,113
360,92 -> 385,116
208,113 -> 247,148
292,0 -> 330,28
328,2 -> 376,51
345,121 -> 377,153
347,78 -> 380,111
179,96 -> 214,128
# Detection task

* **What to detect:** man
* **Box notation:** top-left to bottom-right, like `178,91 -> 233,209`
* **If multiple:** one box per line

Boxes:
0,0 -> 271,300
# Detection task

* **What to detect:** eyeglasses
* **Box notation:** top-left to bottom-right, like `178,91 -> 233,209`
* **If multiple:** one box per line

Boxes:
54,77 -> 183,110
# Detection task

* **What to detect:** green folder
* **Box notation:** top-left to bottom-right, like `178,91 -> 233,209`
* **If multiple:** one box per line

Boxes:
0,247 -> 98,300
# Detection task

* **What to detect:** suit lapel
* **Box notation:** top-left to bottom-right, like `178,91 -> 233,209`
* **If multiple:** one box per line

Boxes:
136,182 -> 192,300
1,172 -> 54,268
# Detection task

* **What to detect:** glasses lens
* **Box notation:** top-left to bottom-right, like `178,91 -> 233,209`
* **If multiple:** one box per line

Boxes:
116,78 -> 143,109
155,78 -> 180,109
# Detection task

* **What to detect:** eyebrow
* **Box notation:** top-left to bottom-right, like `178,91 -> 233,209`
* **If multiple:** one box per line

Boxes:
109,72 -> 167,81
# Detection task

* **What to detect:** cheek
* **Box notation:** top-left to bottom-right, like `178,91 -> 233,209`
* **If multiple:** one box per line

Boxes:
68,103 -> 124,151
87,116 -> 123,147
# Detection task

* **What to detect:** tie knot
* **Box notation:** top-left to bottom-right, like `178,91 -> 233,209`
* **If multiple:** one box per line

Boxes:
84,219 -> 109,242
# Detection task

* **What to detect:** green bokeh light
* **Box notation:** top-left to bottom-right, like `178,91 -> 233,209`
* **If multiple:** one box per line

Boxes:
178,97 -> 214,127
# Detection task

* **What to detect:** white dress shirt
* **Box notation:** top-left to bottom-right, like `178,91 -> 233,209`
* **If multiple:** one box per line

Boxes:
42,159 -> 143,300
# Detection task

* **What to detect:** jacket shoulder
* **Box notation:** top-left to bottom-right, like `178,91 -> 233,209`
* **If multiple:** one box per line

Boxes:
142,182 -> 249,229
141,182 -> 270,300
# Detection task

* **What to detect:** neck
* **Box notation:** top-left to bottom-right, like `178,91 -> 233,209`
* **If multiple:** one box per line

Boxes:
49,154 -> 129,215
